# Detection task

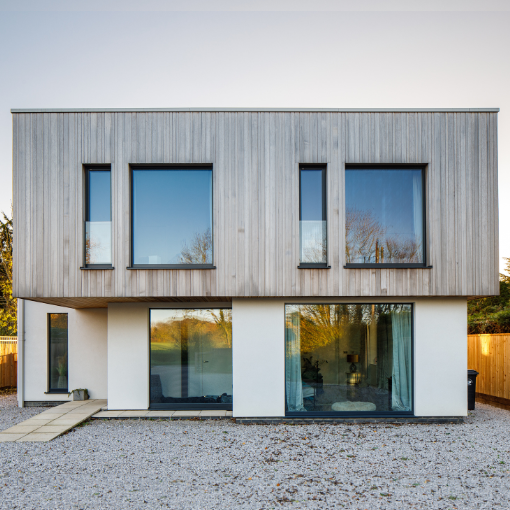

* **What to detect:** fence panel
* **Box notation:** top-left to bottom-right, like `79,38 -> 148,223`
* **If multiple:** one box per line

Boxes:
0,338 -> 18,388
468,334 -> 510,401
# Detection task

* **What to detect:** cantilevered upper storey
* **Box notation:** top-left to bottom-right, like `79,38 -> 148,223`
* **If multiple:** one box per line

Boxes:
12,108 -> 499,307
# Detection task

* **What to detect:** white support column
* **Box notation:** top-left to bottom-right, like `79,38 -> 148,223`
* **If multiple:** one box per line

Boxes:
107,303 -> 149,410
232,298 -> 285,417
414,298 -> 468,416
17,299 -> 24,408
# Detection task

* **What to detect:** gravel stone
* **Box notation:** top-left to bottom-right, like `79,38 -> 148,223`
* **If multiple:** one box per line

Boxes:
1,391 -> 510,509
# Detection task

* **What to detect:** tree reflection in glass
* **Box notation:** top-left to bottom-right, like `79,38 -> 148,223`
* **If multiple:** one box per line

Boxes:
150,308 -> 232,407
345,169 -> 424,264
132,168 -> 212,265
285,303 -> 412,414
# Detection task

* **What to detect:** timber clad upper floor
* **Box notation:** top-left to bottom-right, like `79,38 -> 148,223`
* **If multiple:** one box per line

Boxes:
12,109 -> 499,307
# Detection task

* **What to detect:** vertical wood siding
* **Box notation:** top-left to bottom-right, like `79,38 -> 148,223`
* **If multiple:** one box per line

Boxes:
13,111 -> 499,300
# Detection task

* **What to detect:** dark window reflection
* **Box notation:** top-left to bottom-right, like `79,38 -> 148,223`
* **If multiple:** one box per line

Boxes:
300,168 -> 327,264
345,169 -> 424,264
150,309 -> 232,407
285,304 -> 412,413
132,168 -> 212,266
49,314 -> 68,391
85,169 -> 111,265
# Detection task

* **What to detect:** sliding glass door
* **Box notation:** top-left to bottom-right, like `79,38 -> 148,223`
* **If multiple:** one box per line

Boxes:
150,308 -> 232,409
285,303 -> 413,415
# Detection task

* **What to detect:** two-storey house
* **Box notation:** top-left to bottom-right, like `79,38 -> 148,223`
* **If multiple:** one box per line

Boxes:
12,108 -> 499,420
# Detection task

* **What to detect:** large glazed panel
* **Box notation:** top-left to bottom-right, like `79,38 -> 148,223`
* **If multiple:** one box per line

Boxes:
285,303 -> 413,415
150,308 -> 232,408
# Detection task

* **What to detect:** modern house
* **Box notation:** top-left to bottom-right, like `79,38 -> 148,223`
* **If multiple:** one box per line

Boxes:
12,108 -> 499,420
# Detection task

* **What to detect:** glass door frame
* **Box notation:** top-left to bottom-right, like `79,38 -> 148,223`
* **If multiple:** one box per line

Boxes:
284,302 -> 415,418
149,307 -> 233,411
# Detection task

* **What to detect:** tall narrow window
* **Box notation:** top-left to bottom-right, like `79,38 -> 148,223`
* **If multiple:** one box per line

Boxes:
299,167 -> 327,266
85,167 -> 112,267
48,314 -> 68,392
132,167 -> 213,267
150,308 -> 232,409
345,167 -> 425,266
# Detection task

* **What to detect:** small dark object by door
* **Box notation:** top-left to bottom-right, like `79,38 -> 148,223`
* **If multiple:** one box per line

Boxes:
468,370 -> 479,410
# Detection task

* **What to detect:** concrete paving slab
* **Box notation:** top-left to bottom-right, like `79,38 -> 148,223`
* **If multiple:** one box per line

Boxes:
0,433 -> 28,442
2,425 -> 41,434
36,425 -> 72,434
50,417 -> 90,426
93,411 -> 123,418
200,411 -> 227,417
146,411 -> 175,417
226,411 -> 233,416
21,418 -> 53,426
0,399 -> 106,442
31,413 -> 65,420
66,407 -> 101,414
172,411 -> 201,417
17,432 -> 61,442
118,411 -> 149,417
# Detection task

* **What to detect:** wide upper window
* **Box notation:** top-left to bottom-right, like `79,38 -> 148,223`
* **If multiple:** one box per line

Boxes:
285,303 -> 413,415
132,167 -> 213,267
300,167 -> 327,266
85,168 -> 111,266
345,167 -> 425,266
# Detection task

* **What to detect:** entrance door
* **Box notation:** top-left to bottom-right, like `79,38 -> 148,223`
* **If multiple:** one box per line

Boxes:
150,308 -> 232,409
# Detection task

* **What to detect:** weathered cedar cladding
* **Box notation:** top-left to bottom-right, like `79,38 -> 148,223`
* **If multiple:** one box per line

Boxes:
12,109 -> 499,306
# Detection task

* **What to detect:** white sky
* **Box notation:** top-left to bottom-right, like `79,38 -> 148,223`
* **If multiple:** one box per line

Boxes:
0,1 -> 508,271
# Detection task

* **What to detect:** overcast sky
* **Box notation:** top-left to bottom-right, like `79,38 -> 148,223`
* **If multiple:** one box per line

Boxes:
0,0 -> 508,271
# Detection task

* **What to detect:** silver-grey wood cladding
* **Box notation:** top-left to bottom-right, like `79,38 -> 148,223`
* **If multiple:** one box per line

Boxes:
12,111 -> 499,304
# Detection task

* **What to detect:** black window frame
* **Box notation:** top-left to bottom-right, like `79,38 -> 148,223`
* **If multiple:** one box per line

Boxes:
298,164 -> 329,269
284,302 -> 415,418
82,164 -> 113,270
128,164 -> 215,270
148,306 -> 232,410
344,164 -> 428,269
46,313 -> 69,394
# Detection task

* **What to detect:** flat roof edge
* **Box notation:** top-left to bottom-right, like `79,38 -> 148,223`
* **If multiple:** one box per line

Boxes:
10,107 -> 500,113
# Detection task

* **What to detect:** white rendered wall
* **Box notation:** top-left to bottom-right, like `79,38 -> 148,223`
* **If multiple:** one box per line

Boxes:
71,309 -> 108,399
232,297 -> 467,418
232,299 -> 285,417
107,303 -> 149,410
23,301 -> 107,403
413,298 -> 467,416
106,302 -> 232,410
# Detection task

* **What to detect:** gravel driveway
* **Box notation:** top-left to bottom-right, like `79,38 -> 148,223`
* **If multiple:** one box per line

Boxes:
1,390 -> 510,509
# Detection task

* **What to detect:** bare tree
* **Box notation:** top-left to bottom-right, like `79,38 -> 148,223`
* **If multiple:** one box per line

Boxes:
180,228 -> 212,264
345,208 -> 386,263
345,208 -> 421,263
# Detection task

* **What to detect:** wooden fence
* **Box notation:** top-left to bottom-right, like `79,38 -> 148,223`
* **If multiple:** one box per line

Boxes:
0,337 -> 17,388
468,334 -> 510,402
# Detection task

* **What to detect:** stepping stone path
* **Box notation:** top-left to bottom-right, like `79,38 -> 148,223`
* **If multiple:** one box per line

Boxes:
0,399 -> 106,442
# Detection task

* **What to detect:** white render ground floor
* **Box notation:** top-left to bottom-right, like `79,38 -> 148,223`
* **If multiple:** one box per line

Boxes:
17,298 -> 468,419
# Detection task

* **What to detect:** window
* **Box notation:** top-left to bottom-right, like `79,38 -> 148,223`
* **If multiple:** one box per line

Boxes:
285,303 -> 413,415
299,166 -> 327,267
131,167 -> 213,268
48,314 -> 68,392
150,308 -> 232,409
85,167 -> 112,267
345,167 -> 425,266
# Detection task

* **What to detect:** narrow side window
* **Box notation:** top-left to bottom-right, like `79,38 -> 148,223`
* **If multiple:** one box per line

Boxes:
85,167 -> 112,267
299,167 -> 327,266
48,313 -> 68,392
